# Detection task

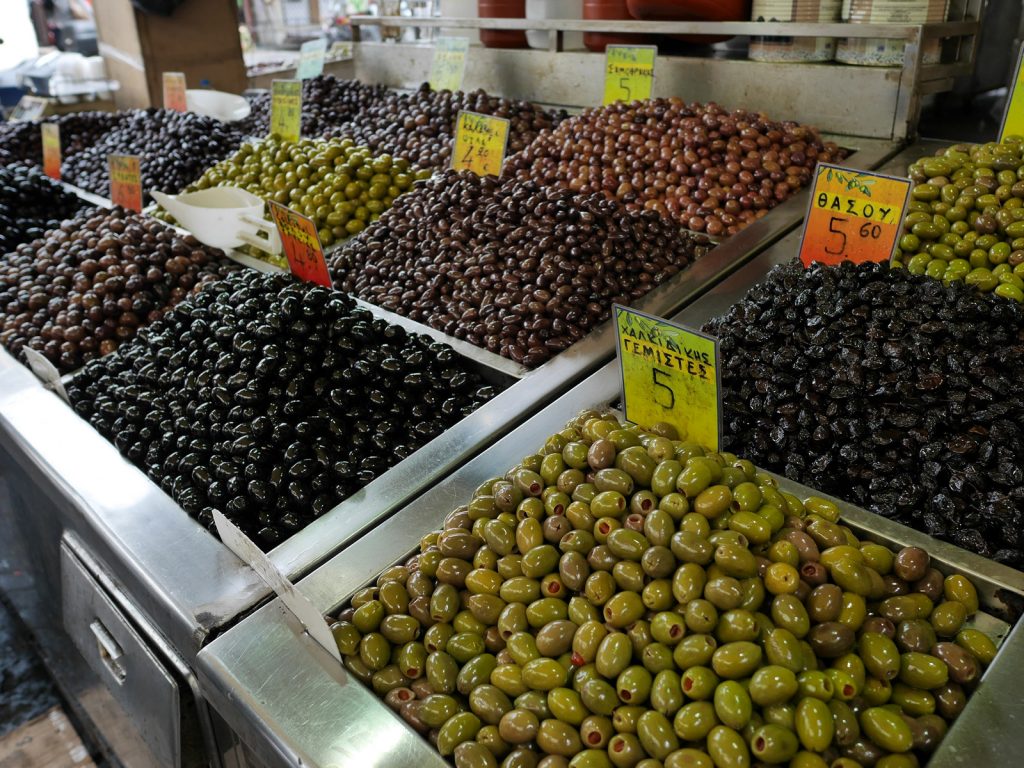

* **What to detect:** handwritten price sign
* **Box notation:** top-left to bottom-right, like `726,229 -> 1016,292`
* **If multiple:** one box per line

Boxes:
615,305 -> 722,452
270,79 -> 302,142
42,123 -> 61,180
108,154 -> 143,212
268,201 -> 332,287
451,111 -> 510,178
798,163 -> 912,268
296,39 -> 327,80
429,37 -> 469,92
1001,47 -> 1024,141
603,45 -> 657,106
162,72 -> 187,112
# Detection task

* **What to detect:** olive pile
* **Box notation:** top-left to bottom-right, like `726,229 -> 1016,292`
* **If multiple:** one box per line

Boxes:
180,136 -> 428,247
66,271 -> 500,543
330,172 -> 708,368
0,163 -> 89,252
894,139 -> 1024,302
331,412 -> 998,768
0,111 -> 125,167
0,206 -> 238,373
63,109 -> 246,203
705,260 -> 1024,566
503,100 -> 843,238
327,83 -> 567,171
239,75 -> 392,138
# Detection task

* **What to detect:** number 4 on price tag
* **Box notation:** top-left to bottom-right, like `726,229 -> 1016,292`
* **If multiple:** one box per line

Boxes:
614,306 -> 722,452
798,163 -> 912,267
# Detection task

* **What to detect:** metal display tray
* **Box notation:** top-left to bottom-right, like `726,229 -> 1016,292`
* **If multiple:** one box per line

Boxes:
196,348 -> 1024,768
0,132 -> 900,668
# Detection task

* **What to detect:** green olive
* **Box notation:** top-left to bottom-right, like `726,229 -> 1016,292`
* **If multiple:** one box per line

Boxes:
706,725 -> 750,768
711,641 -> 762,679
859,707 -> 913,752
794,697 -> 833,752
750,723 -> 799,764
636,710 -> 679,760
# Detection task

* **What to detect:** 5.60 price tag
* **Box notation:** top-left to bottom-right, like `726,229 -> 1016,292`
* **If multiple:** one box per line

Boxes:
268,201 -> 332,288
798,163 -> 912,267
451,110 -> 510,178
615,306 -> 721,452
603,45 -> 656,106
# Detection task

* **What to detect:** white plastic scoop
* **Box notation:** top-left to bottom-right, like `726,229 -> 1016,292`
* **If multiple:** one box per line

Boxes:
151,187 -> 281,257
185,89 -> 252,122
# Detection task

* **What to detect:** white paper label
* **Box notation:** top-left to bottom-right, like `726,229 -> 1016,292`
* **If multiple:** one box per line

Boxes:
214,510 -> 340,662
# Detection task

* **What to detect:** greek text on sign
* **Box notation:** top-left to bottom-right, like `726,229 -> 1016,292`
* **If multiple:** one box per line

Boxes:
429,37 -> 469,92
108,154 -> 143,213
451,110 -> 511,178
268,201 -> 333,288
603,45 -> 656,106
162,72 -> 187,112
42,123 -> 61,180
798,163 -> 912,268
614,305 -> 722,452
270,79 -> 302,142
296,39 -> 327,80
1000,46 -> 1024,141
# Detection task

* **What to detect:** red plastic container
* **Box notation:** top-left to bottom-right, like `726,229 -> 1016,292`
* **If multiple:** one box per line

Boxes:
626,0 -> 750,43
478,0 -> 529,49
583,0 -> 651,52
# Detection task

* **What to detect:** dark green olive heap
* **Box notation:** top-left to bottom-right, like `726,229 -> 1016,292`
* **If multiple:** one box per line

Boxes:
330,413 -> 998,768
894,138 -> 1024,302
180,136 -> 429,249
66,271 -> 500,543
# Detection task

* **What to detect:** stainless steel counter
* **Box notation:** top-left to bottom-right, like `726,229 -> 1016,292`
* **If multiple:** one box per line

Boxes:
197,353 -> 1024,768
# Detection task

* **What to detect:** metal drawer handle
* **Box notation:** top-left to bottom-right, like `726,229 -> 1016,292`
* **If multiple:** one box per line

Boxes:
90,619 -> 127,685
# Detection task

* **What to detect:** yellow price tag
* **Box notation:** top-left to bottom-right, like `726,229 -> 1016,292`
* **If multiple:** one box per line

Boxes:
451,110 -> 510,178
1001,46 -> 1024,141
615,305 -> 721,451
603,45 -> 656,106
429,37 -> 469,92
270,79 -> 302,142
42,123 -> 61,180
162,72 -> 187,112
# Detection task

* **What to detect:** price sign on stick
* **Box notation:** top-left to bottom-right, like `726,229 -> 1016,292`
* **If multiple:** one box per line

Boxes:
162,72 -> 187,112
615,305 -> 722,452
8,95 -> 47,122
42,123 -> 61,180
429,37 -> 469,92
1001,46 -> 1024,141
451,110 -> 510,178
270,79 -> 302,142
296,39 -> 327,80
268,201 -> 332,288
798,163 -> 912,268
603,45 -> 656,106
108,154 -> 143,212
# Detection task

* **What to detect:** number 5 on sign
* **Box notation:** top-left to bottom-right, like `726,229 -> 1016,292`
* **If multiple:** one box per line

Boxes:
614,305 -> 722,452
603,45 -> 656,106
798,163 -> 912,268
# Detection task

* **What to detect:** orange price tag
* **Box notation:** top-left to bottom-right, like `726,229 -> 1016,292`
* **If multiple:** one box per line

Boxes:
108,154 -> 143,213
451,110 -> 510,178
162,72 -> 187,112
268,201 -> 332,288
798,163 -> 912,268
42,123 -> 61,180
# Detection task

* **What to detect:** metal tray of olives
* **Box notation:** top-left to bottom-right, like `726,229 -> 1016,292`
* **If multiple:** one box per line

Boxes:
195,341 -> 1024,768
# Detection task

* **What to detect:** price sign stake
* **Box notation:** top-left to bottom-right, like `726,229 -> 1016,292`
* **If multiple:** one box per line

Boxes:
451,110 -> 510,178
615,306 -> 721,452
1001,46 -> 1024,141
429,37 -> 470,92
798,163 -> 912,267
42,123 -> 61,180
603,45 -> 656,106
268,201 -> 332,287
108,154 -> 143,213
162,72 -> 187,112
296,39 -> 327,80
270,79 -> 302,142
